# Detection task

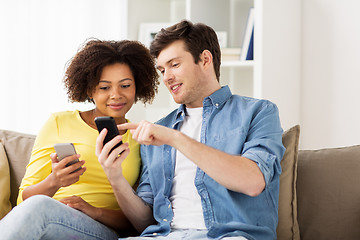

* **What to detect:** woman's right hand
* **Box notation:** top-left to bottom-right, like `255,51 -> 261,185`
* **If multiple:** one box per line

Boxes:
22,153 -> 86,201
96,128 -> 130,184
49,153 -> 86,189
96,128 -> 155,233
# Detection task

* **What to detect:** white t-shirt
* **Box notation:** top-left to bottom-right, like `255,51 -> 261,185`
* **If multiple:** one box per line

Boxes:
170,107 -> 206,230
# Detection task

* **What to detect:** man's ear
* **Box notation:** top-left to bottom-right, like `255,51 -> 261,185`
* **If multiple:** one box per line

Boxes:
200,50 -> 213,69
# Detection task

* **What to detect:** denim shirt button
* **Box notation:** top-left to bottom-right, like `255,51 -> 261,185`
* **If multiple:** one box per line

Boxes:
215,103 -> 219,107
153,233 -> 158,236
163,219 -> 168,222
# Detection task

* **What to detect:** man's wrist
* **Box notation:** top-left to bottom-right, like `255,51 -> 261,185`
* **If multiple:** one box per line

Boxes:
170,130 -> 189,150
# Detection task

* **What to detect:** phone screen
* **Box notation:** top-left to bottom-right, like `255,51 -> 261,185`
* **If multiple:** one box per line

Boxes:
54,143 -> 81,172
94,116 -> 122,152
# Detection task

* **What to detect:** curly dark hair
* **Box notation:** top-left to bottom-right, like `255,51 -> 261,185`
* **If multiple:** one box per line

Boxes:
150,20 -> 221,81
64,39 -> 159,104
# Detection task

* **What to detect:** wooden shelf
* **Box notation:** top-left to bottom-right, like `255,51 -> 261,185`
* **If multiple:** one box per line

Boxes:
221,60 -> 254,68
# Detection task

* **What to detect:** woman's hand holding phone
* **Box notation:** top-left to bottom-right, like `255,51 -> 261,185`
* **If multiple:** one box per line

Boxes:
94,116 -> 130,183
21,146 -> 86,201
50,149 -> 86,189
94,116 -> 123,153
95,127 -> 130,184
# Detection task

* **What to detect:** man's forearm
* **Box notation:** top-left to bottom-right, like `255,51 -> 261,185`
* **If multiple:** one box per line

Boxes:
111,178 -> 155,232
171,130 -> 265,196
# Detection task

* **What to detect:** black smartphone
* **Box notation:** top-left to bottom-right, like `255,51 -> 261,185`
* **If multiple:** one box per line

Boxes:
54,143 -> 81,172
94,116 -> 122,153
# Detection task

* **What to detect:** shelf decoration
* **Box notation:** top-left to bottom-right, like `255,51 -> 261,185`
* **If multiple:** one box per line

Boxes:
138,22 -> 173,48
216,31 -> 228,48
240,7 -> 254,61
221,48 -> 241,61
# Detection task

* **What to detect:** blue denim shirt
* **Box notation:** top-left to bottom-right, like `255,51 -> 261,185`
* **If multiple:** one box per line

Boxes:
136,86 -> 285,240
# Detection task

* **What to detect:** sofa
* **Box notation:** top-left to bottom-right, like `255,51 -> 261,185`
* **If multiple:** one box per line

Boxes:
1,127 -> 360,240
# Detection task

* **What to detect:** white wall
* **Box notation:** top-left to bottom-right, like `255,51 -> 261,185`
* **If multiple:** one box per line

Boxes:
256,0 -> 301,133
301,0 -> 360,149
1,0 -> 359,150
0,0 -> 127,135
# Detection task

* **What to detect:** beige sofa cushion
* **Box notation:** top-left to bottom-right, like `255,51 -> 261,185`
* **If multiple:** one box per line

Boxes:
277,125 -> 300,240
0,141 -> 12,219
297,145 -> 360,240
0,130 -> 35,207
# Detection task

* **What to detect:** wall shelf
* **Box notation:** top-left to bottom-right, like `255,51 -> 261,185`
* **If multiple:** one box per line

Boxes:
221,60 -> 254,68
126,0 -> 301,130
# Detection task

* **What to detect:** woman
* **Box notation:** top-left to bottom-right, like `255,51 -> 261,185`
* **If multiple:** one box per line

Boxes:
0,39 -> 159,239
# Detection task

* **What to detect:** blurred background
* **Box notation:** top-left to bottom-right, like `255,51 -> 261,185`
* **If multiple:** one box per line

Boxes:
0,0 -> 128,134
0,0 -> 359,150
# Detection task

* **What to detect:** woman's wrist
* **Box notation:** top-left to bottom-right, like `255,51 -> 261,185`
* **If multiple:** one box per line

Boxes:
111,176 -> 134,198
93,207 -> 103,221
46,173 -> 61,194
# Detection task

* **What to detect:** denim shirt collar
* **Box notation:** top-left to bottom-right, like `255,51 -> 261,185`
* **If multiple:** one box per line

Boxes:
204,85 -> 232,108
174,85 -> 232,121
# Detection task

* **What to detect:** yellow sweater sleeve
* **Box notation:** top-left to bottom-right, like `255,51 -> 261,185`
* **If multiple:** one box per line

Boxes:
17,113 -> 58,204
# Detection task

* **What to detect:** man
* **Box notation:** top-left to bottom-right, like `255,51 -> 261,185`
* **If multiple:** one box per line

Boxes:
97,20 -> 285,240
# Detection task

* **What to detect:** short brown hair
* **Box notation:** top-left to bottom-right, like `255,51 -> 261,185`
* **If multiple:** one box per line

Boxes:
150,20 -> 221,81
64,39 -> 159,104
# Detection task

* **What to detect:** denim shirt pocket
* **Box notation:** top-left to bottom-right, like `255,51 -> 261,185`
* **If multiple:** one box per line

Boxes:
210,126 -> 247,154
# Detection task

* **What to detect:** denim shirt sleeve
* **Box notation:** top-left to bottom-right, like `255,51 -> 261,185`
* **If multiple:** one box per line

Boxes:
136,144 -> 154,206
241,101 -> 285,186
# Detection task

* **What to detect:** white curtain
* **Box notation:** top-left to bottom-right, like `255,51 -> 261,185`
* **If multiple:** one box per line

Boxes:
0,0 -> 128,135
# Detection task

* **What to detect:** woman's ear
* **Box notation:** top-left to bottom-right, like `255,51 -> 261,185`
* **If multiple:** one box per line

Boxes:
87,90 -> 94,102
87,88 -> 94,98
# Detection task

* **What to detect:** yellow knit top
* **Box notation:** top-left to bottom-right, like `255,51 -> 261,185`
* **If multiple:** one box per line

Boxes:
17,110 -> 140,210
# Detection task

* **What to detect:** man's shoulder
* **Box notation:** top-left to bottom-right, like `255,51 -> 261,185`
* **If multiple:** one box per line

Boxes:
154,108 -> 179,127
229,94 -> 277,110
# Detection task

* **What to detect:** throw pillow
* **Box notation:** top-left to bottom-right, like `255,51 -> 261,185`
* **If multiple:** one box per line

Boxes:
0,130 -> 36,207
0,141 -> 12,219
277,125 -> 301,240
297,145 -> 360,240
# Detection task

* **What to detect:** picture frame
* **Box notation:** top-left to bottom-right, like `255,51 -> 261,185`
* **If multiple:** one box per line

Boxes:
138,22 -> 173,47
138,23 -> 228,49
216,31 -> 228,48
